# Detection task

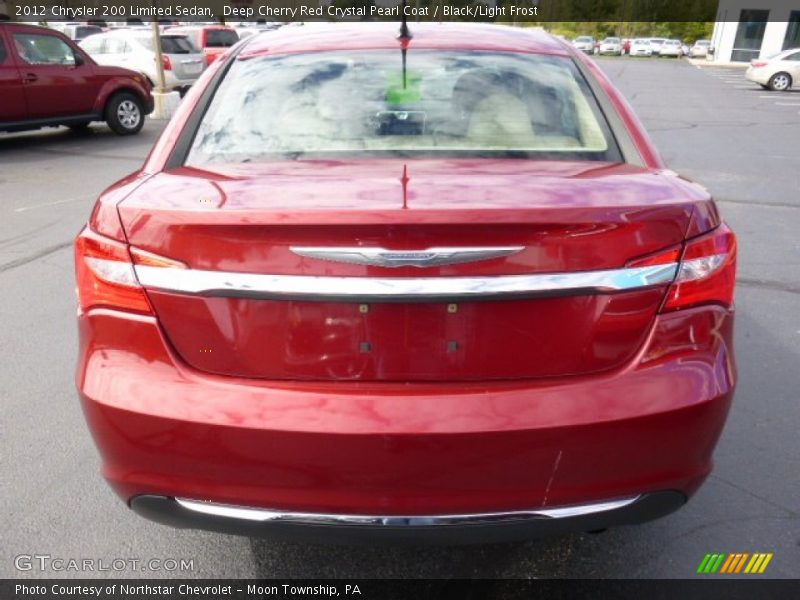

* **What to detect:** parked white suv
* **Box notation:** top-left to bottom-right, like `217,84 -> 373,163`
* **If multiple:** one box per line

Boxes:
648,38 -> 667,56
689,40 -> 712,58
80,30 -> 206,94
629,39 -> 653,57
659,39 -> 684,58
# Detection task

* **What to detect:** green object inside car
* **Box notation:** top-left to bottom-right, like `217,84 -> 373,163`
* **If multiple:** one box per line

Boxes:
386,71 -> 422,105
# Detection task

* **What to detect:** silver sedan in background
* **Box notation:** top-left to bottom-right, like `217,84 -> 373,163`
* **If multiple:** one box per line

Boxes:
746,48 -> 800,91
598,37 -> 623,56
572,36 -> 595,54
80,29 -> 206,94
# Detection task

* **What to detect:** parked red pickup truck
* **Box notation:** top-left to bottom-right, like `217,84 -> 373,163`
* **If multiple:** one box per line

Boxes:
0,22 -> 153,135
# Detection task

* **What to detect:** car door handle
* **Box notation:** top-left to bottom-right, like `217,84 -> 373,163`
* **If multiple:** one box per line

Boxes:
23,73 -> 38,83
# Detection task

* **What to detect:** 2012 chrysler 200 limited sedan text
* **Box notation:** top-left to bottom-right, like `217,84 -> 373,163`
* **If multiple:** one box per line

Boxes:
75,23 -> 737,543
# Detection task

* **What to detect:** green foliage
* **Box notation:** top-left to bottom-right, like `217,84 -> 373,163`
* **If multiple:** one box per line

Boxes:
542,21 -> 712,43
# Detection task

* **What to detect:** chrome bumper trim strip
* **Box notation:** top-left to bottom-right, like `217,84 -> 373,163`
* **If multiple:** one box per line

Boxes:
175,496 -> 642,527
134,263 -> 677,302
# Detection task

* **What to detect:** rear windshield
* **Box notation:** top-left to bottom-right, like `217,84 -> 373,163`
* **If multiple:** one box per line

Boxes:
136,35 -> 196,54
187,50 -> 621,165
205,29 -> 239,48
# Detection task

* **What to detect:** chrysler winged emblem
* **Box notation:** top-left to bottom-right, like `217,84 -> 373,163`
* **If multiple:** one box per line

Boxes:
290,246 -> 524,268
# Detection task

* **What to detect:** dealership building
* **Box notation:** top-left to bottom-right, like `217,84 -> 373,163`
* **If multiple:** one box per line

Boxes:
710,0 -> 800,62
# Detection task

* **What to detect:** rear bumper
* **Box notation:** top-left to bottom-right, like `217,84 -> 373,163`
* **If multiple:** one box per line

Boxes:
131,492 -> 685,544
745,68 -> 769,85
163,72 -> 200,90
76,305 -> 735,537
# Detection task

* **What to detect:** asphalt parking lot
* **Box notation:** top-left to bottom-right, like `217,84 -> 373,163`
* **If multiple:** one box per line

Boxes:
1,56 -> 798,580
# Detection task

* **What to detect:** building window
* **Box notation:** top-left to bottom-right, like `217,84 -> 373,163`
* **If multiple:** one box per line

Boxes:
784,11 -> 800,51
731,9 -> 769,62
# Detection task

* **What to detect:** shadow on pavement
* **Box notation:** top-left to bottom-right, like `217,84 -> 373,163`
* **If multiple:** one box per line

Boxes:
0,121 -> 164,162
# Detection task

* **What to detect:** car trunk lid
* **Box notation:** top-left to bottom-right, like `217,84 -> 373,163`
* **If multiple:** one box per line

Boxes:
119,159 -> 700,381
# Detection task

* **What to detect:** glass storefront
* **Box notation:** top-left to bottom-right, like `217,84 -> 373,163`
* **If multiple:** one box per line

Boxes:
731,9 -> 769,62
784,11 -> 800,51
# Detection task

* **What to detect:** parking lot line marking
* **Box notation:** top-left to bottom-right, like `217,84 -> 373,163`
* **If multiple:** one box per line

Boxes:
775,102 -> 800,106
13,197 -> 88,213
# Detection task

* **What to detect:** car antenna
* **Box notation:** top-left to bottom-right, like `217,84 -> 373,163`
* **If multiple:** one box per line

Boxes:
399,0 -> 413,41
398,0 -> 413,89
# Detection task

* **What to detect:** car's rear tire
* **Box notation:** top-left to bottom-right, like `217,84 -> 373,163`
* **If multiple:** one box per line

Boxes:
105,92 -> 144,135
768,72 -> 792,92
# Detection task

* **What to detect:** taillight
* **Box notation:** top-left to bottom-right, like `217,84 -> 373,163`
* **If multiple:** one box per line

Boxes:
663,223 -> 737,312
162,55 -> 172,70
75,228 -> 185,314
627,246 -> 681,268
751,60 -> 768,68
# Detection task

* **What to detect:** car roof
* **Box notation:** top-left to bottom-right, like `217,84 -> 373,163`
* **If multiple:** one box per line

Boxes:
773,47 -> 800,57
0,22 -> 59,32
238,22 -> 569,59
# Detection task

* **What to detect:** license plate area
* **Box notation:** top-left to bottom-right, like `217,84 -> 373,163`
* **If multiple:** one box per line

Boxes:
149,289 -> 664,381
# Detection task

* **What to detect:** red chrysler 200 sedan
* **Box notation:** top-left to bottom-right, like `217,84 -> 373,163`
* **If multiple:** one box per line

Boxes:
74,23 -> 737,543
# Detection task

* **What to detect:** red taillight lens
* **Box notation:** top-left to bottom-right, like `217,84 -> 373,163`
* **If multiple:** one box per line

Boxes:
663,223 -> 737,312
75,228 -> 186,314
751,60 -> 768,68
162,55 -> 172,70
75,228 -> 151,314
627,245 -> 681,268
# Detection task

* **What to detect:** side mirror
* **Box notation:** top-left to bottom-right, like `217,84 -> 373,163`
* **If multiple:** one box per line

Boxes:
73,52 -> 85,66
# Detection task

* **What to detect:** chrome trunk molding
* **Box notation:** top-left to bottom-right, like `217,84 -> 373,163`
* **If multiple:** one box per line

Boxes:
175,496 -> 641,527
133,263 -> 677,302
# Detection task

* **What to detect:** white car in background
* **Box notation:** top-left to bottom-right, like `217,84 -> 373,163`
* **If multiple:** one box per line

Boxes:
659,39 -> 684,58
572,36 -> 595,54
80,29 -> 206,94
234,23 -> 281,41
598,37 -> 623,56
649,38 -> 667,56
746,48 -> 800,91
629,39 -> 652,57
689,40 -> 712,58
51,23 -> 103,42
